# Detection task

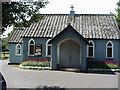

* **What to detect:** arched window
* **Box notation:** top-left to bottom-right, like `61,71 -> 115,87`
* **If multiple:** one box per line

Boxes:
16,44 -> 21,55
28,39 -> 35,56
106,41 -> 113,58
46,39 -> 52,57
87,40 -> 95,58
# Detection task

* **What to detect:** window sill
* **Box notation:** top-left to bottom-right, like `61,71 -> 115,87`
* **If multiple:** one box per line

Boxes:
16,54 -> 21,56
86,56 -> 94,59
106,57 -> 113,59
28,55 -> 35,57
46,55 -> 51,57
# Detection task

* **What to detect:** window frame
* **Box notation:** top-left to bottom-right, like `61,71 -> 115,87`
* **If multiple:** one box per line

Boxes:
28,38 -> 35,56
87,40 -> 95,58
46,39 -> 52,57
106,41 -> 114,58
15,44 -> 21,55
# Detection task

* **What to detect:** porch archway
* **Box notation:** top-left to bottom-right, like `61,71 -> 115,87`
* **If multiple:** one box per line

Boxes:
57,38 -> 81,69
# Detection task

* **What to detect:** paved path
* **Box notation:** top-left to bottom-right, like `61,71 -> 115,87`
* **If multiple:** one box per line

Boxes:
0,60 -> 118,88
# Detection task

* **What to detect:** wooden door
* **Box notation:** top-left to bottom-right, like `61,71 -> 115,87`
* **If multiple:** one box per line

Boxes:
59,39 -> 80,68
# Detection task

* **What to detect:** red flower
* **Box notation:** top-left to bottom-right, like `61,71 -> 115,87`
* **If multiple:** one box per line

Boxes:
22,58 -> 50,62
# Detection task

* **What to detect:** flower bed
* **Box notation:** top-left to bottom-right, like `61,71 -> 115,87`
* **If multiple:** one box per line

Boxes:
87,60 -> 120,69
19,59 -> 51,70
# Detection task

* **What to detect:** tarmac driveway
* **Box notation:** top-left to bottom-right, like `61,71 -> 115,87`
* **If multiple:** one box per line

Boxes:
0,60 -> 118,88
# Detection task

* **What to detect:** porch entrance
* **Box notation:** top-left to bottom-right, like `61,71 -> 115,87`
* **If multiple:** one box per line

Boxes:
59,39 -> 80,69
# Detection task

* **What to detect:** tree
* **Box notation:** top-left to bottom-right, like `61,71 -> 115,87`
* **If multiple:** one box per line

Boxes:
116,0 -> 120,28
1,0 -> 48,34
0,37 -> 9,51
1,0 -> 49,51
0,27 -> 16,52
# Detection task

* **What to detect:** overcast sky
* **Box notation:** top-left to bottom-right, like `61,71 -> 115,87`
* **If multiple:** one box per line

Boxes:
40,0 -> 118,14
3,0 -> 118,37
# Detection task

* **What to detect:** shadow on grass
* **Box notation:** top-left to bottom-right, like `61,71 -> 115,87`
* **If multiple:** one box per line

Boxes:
18,85 -> 65,90
85,59 -> 119,75
56,68 -> 116,75
11,88 -> 118,90
79,71 -> 116,75
35,85 -> 64,90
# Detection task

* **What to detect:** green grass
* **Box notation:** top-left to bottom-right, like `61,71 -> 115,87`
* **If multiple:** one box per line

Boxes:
0,52 -> 9,60
87,60 -> 120,69
20,61 -> 50,67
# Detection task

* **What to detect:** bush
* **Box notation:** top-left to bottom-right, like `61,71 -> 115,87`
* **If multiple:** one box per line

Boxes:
87,60 -> 120,69
20,59 -> 50,67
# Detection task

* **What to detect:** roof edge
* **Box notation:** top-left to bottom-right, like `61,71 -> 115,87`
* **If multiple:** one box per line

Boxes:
39,14 -> 112,16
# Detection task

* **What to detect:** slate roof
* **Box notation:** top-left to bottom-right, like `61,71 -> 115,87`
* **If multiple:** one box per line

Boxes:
9,29 -> 23,43
9,14 -> 120,43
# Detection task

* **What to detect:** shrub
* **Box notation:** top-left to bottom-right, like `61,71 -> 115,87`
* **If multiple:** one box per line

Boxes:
20,59 -> 50,67
106,63 -> 119,69
87,60 -> 120,69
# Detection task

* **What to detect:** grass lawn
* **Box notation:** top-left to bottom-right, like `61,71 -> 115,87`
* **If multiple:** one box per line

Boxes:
19,59 -> 50,70
87,60 -> 120,69
0,52 -> 9,60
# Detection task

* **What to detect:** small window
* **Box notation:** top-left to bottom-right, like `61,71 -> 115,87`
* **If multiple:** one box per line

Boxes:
46,39 -> 52,57
16,44 -> 21,55
28,39 -> 35,56
47,45 -> 51,56
87,40 -> 94,58
106,41 -> 113,58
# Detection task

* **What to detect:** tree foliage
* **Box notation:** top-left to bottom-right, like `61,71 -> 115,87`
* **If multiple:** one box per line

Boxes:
14,14 -> 43,27
116,0 -> 120,28
1,1 -> 49,51
0,37 -> 9,51
2,1 -> 48,33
